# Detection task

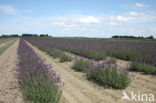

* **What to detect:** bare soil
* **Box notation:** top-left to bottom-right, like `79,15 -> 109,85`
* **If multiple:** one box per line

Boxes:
27,42 -> 156,103
0,40 -> 24,103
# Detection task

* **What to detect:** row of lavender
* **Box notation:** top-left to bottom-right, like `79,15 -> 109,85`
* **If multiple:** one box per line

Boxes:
17,39 -> 61,103
24,37 -> 131,89
24,37 -> 156,66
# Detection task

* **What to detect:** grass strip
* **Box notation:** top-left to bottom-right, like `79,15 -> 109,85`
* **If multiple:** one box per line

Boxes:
0,40 -> 15,55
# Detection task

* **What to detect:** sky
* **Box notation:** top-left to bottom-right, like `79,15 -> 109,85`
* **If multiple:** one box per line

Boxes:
0,0 -> 156,38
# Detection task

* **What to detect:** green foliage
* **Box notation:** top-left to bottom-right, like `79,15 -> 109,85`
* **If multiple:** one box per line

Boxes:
111,51 -> 136,61
72,59 -> 130,89
108,58 -> 116,63
59,54 -> 72,62
66,49 -> 106,61
72,59 -> 91,72
130,62 -> 156,75
47,49 -> 72,62
48,50 -> 62,58
87,68 -> 130,89
20,77 -> 61,103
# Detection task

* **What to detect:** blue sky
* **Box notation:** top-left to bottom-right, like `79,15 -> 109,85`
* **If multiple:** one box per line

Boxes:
0,0 -> 156,37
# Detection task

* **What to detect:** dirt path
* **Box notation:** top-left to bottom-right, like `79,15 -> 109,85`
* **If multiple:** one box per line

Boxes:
0,40 -> 24,103
27,42 -> 156,103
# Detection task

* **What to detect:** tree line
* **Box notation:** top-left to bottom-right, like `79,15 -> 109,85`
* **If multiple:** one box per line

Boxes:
112,35 -> 154,39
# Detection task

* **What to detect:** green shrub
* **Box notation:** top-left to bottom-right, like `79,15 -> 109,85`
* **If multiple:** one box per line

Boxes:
65,48 -> 106,61
130,62 -> 156,75
59,54 -> 72,62
87,67 -> 130,89
108,58 -> 116,63
48,50 -> 62,58
21,77 -> 61,103
88,51 -> 106,61
73,59 -> 130,89
111,52 -> 136,61
72,59 -> 91,72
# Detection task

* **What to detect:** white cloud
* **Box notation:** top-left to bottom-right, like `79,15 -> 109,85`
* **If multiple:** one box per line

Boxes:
0,11 -> 156,37
0,4 -> 18,15
135,3 -> 148,8
53,22 -> 65,26
127,11 -> 143,16
78,16 -> 99,23
110,15 -> 134,22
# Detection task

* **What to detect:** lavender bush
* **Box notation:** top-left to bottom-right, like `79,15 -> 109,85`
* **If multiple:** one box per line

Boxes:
72,59 -> 130,89
130,62 -> 156,75
17,39 -> 62,103
87,62 -> 130,89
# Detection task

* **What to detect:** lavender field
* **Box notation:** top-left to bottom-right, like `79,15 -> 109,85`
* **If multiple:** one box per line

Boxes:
25,37 -> 156,66
0,37 -> 156,103
1,0 -> 156,102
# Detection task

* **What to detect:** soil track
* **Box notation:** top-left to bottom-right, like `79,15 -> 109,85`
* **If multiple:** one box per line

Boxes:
27,41 -> 156,103
0,40 -> 23,103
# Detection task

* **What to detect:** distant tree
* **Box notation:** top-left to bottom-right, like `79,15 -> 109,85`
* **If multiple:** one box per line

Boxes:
10,34 -> 19,37
0,34 -> 19,38
146,35 -> 154,39
112,35 -> 154,39
22,34 -> 38,37
40,34 -> 49,37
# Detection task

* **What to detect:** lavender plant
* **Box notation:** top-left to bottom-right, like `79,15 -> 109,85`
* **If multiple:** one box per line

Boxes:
17,39 -> 62,103
72,59 -> 130,89
130,62 -> 156,75
72,59 -> 91,72
87,62 -> 130,89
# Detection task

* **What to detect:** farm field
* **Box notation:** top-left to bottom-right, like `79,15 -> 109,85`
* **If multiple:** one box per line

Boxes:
0,37 -> 155,103
25,37 -> 156,66
1,0 -> 156,102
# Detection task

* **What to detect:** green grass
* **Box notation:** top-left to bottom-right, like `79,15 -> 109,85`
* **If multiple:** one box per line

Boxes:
0,41 -> 15,55
130,62 -> 156,75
